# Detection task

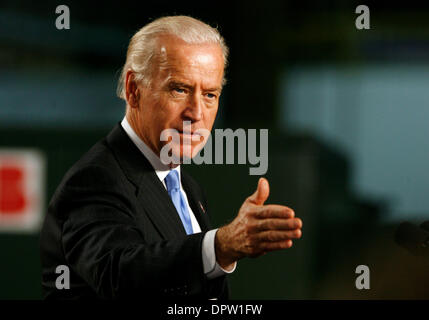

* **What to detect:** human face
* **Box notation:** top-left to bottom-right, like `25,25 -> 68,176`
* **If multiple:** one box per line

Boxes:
128,36 -> 224,165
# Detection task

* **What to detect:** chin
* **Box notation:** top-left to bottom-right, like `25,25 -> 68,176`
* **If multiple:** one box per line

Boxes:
181,143 -> 202,158
159,127 -> 210,165
175,143 -> 204,162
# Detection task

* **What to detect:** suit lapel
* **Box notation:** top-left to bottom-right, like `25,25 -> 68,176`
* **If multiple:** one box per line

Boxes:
137,171 -> 187,239
181,169 -> 212,232
106,123 -> 186,239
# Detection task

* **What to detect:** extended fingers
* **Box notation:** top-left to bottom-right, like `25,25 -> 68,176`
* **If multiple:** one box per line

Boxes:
254,229 -> 302,242
251,218 -> 302,232
253,205 -> 295,219
260,240 -> 293,252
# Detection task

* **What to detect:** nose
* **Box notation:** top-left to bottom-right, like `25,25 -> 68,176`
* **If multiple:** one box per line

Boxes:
182,93 -> 202,122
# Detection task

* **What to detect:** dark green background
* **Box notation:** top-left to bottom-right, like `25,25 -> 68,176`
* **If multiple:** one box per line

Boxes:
1,0 -> 429,299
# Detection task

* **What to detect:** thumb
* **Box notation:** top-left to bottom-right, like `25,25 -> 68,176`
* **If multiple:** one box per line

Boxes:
248,177 -> 269,205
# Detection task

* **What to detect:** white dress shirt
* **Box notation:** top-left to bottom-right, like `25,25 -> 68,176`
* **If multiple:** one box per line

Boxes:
121,117 -> 236,279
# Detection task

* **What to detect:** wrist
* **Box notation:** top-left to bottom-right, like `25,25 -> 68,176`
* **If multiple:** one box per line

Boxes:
215,226 -> 237,269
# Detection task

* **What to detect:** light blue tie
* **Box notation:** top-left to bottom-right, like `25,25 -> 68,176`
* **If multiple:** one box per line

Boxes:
164,170 -> 193,235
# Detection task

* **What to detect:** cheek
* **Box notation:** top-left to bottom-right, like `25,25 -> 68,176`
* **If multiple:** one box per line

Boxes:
158,97 -> 184,126
140,108 -> 157,131
144,97 -> 170,126
139,103 -> 167,143
203,107 -> 218,129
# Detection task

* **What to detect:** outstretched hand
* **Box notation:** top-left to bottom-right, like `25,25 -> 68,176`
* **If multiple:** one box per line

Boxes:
215,178 -> 302,270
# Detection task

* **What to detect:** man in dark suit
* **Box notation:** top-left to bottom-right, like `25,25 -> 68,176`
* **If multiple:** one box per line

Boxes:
40,15 -> 303,299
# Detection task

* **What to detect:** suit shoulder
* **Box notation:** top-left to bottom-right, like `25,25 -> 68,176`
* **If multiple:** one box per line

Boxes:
71,138 -> 119,175
48,137 -> 135,219
52,138 -> 126,199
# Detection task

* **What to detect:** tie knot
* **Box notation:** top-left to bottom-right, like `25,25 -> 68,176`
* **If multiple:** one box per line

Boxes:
165,170 -> 180,192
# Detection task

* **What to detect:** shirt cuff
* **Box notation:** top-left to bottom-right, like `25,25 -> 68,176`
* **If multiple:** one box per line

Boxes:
202,229 -> 237,280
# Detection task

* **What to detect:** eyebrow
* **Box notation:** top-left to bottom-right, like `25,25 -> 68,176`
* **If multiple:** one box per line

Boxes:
168,80 -> 193,90
168,80 -> 222,93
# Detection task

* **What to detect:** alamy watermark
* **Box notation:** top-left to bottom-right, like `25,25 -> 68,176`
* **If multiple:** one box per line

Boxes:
355,5 -> 370,30
55,5 -> 70,30
355,265 -> 370,290
159,121 -> 268,175
55,265 -> 70,290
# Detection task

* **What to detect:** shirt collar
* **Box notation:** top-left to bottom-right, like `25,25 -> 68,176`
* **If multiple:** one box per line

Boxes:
120,117 -> 181,184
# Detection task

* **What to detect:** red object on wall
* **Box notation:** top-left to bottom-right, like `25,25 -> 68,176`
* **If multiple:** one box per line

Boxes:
0,150 -> 44,232
0,166 -> 27,214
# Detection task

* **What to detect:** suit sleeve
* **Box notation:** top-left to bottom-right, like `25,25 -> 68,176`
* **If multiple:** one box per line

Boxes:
55,165 -> 222,299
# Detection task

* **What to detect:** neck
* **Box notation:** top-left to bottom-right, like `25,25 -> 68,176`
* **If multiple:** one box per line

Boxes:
125,110 -> 180,169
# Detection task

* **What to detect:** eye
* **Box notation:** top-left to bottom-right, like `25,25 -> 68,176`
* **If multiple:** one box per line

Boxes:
174,88 -> 185,94
206,93 -> 217,99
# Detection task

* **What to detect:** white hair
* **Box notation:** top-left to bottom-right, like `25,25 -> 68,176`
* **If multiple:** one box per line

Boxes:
116,15 -> 229,100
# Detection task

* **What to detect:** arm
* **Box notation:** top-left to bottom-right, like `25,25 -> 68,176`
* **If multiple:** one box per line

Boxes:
58,166 -> 220,299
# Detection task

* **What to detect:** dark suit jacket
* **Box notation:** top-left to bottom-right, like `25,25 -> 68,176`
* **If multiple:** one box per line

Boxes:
39,124 -> 228,300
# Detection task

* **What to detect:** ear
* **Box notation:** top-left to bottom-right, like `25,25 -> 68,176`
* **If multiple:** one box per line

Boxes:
125,70 -> 140,109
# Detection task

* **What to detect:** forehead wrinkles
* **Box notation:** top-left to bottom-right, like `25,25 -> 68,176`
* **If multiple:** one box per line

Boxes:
156,44 -> 223,87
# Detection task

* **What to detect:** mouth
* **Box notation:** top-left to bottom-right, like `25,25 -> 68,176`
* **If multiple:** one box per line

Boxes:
177,130 -> 202,137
